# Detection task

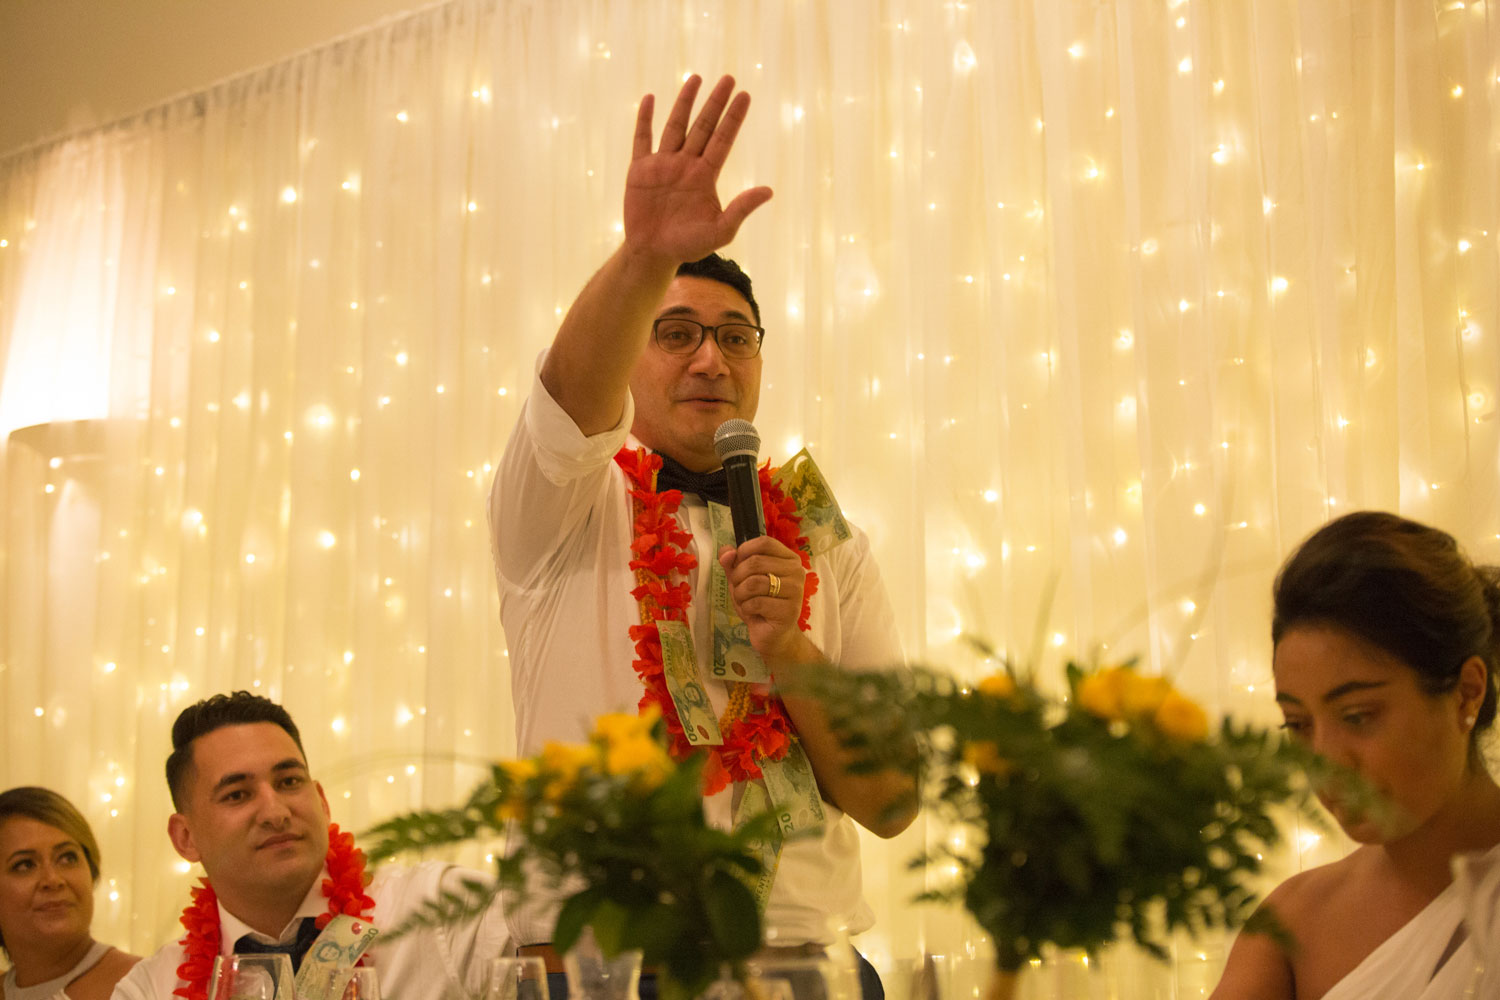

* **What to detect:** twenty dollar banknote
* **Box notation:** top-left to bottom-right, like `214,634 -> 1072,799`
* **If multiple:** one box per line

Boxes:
772,449 -> 852,557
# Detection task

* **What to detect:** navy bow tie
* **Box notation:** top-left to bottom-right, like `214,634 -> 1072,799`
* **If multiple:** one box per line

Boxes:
655,452 -> 730,506
235,916 -> 321,972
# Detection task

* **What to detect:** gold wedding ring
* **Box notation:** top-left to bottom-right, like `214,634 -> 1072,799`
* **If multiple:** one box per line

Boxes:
767,573 -> 782,598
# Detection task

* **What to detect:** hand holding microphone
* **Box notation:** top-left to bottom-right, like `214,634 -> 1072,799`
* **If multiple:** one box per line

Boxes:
713,419 -> 806,659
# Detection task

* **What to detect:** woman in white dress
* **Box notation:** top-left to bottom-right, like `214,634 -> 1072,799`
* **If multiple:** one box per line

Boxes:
1214,511 -> 1500,999
0,788 -> 138,1000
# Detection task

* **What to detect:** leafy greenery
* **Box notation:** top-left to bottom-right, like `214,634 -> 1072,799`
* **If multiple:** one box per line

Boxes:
805,659 -> 1341,972
364,711 -> 780,1000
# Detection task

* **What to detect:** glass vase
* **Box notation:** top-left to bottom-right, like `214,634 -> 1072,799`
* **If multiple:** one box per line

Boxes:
909,954 -> 1019,1000
562,928 -> 642,1000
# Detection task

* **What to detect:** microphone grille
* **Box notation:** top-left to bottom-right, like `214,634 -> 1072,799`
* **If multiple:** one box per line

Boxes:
713,419 -> 760,461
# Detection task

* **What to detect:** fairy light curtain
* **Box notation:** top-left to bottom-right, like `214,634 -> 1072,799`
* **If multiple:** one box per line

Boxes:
1,0 -> 1496,986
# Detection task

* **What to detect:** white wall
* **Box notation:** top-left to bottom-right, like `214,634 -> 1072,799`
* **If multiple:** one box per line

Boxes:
0,0 -> 422,156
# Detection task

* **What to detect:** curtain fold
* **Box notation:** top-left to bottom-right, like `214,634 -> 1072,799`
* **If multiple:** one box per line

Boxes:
1,0 -> 1496,985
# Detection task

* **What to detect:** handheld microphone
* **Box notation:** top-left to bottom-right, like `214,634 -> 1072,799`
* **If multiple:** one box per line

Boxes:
713,419 -> 767,546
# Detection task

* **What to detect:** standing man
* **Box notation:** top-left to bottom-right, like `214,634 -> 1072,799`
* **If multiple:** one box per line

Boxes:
488,74 -> 914,997
112,692 -> 508,1000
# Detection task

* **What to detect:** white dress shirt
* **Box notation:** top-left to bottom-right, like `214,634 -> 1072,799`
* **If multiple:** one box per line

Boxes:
488,352 -> 906,947
111,862 -> 509,1000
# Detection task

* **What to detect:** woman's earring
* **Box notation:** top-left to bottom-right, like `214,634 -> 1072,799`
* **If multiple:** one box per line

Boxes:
1465,715 -> 1478,730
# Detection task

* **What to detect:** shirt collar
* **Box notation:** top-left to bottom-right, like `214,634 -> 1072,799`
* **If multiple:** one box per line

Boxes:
217,868 -> 329,953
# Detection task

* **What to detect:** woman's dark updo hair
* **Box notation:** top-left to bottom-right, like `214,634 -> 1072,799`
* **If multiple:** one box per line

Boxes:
1272,511 -> 1500,753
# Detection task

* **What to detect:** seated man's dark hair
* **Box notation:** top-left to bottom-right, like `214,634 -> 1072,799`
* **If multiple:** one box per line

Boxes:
165,691 -> 307,809
1273,510 -> 1500,759
677,253 -> 760,325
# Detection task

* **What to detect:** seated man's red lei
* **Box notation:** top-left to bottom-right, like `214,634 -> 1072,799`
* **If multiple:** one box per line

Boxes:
616,447 -> 817,796
173,823 -> 375,1000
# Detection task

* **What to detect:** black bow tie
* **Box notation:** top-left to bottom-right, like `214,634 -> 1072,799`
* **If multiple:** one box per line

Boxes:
655,452 -> 730,506
235,916 -> 321,972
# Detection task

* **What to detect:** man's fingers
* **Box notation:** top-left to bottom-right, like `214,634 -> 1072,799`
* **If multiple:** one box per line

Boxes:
701,91 -> 751,170
657,75 -> 703,153
682,75 -> 737,157
718,186 -> 775,242
726,552 -> 800,586
631,94 -> 655,160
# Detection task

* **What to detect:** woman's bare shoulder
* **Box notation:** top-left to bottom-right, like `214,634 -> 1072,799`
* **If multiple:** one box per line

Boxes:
67,948 -> 142,1000
1264,851 -> 1362,916
1210,852 -> 1364,999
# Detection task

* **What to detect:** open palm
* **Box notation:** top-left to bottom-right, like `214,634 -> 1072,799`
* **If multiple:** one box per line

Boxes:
624,75 -> 773,264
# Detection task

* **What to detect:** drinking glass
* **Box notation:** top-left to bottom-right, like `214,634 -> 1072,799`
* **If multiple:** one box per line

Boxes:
206,954 -> 296,1000
340,966 -> 381,1000
482,957 -> 550,1000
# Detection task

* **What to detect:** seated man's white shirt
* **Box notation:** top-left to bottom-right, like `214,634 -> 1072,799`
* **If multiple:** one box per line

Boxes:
111,863 -> 509,1000
490,351 -> 906,948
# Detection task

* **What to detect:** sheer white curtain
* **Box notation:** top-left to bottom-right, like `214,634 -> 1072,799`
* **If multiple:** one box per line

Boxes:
1,0 -> 1497,986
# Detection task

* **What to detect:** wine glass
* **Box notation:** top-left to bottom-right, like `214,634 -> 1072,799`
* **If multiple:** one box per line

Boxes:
744,957 -> 841,1000
482,957 -> 550,1000
206,954 -> 296,1000
339,967 -> 381,1000
296,955 -> 381,1000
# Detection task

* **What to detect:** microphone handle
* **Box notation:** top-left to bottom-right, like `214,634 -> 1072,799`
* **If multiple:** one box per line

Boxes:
722,454 -> 767,545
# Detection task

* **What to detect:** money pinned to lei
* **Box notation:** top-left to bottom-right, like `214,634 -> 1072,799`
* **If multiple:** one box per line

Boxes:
615,447 -> 817,795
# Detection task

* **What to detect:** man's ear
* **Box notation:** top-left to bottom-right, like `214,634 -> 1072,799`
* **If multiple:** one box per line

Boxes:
316,781 -> 331,819
168,812 -> 201,863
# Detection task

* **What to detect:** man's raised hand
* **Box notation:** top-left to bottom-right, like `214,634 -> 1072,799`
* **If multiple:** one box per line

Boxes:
624,74 -> 773,265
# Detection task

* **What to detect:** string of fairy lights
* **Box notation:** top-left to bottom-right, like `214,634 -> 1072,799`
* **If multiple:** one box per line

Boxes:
0,0 -> 1496,983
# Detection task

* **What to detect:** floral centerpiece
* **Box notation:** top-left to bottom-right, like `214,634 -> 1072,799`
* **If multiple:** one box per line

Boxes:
364,708 -> 778,1000
805,654 -> 1338,993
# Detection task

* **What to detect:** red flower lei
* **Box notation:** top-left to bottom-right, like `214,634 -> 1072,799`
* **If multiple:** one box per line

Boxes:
616,447 -> 818,796
173,823 -> 376,1000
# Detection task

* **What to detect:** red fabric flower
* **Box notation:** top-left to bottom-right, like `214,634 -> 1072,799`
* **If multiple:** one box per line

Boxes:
615,446 -> 814,793
738,698 -> 794,760
701,749 -> 732,796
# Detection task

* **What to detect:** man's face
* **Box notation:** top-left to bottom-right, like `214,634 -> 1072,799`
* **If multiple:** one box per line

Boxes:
629,275 -> 763,472
168,722 -> 330,908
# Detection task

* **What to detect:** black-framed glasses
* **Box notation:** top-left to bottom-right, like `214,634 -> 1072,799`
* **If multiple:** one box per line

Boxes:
651,317 -> 765,360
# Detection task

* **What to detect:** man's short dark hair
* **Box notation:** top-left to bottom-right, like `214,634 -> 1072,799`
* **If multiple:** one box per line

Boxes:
676,253 -> 760,325
166,691 -> 307,810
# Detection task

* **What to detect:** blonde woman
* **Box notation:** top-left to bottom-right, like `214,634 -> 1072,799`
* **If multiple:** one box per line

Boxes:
0,788 -> 138,1000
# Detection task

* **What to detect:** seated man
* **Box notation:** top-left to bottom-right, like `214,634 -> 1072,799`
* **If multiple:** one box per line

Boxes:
112,692 -> 508,999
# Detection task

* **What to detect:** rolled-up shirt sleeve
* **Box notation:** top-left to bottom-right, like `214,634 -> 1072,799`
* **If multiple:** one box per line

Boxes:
489,349 -> 634,592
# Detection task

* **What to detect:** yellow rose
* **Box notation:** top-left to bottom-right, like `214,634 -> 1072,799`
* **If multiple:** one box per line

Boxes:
594,707 -> 660,746
494,797 -> 528,823
1077,667 -> 1129,720
498,758 -> 539,785
976,673 -> 1017,699
961,740 -> 1015,778
1153,689 -> 1210,742
494,758 -> 539,822
1120,672 -> 1173,717
540,740 -> 602,798
604,735 -> 674,791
